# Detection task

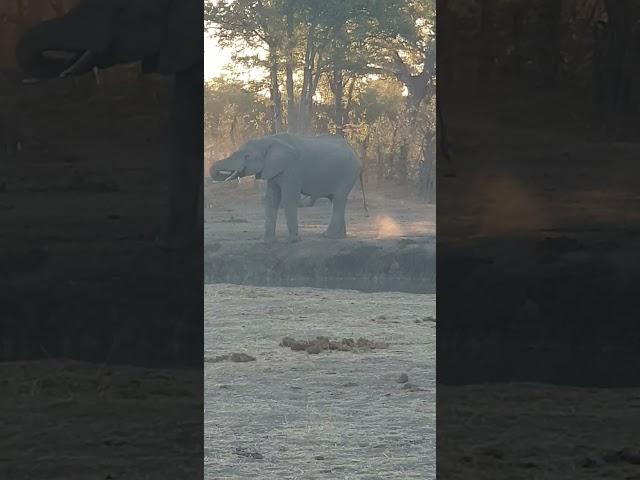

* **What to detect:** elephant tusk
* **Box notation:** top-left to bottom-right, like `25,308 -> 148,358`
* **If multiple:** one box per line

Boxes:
223,170 -> 240,182
42,50 -> 77,61
59,49 -> 94,78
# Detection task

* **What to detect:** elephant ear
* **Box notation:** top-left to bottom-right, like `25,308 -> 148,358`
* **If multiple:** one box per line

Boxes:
261,138 -> 297,180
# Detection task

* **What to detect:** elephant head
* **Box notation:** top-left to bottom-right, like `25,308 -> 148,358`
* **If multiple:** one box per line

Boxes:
210,136 -> 297,183
15,0 -> 201,79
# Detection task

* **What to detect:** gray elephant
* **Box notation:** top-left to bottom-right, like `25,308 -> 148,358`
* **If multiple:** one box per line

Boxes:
210,133 -> 368,242
15,0 -> 202,248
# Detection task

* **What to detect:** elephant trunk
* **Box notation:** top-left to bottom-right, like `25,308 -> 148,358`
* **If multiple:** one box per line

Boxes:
210,156 -> 245,182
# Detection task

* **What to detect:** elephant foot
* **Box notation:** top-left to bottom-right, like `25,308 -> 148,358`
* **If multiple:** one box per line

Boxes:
287,235 -> 301,243
264,235 -> 277,243
322,230 -> 346,240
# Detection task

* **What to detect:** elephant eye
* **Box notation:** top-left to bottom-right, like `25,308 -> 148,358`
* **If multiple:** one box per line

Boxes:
244,154 -> 250,160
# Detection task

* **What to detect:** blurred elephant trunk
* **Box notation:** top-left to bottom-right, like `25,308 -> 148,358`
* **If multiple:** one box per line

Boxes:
15,0 -> 200,79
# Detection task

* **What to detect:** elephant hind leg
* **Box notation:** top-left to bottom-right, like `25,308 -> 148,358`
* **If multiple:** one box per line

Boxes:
323,195 -> 347,239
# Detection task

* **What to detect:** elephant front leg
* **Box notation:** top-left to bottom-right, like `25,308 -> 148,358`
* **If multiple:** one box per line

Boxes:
281,187 -> 300,242
264,179 -> 281,242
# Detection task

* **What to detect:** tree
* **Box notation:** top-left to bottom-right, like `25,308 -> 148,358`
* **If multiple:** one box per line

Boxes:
207,0 -> 288,133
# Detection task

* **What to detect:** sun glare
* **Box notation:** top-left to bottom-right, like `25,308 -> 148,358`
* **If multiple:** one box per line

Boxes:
204,33 -> 266,81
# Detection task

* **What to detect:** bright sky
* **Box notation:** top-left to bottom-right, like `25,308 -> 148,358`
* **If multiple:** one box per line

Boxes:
204,33 -> 265,81
204,35 -> 230,79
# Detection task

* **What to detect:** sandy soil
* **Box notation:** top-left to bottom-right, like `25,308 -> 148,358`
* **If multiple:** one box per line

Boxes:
0,360 -> 203,479
205,178 -> 435,242
204,284 -> 436,479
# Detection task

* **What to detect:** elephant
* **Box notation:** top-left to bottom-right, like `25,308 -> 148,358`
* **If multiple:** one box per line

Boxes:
210,133 -> 368,242
15,0 -> 203,248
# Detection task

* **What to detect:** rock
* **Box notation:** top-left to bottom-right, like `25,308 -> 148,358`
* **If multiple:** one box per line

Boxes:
229,353 -> 256,362
290,341 -> 307,351
397,373 -> 409,383
306,343 -> 322,354
206,353 -> 255,363
401,383 -> 422,391
280,337 -> 296,347
206,355 -> 229,363
234,447 -> 263,460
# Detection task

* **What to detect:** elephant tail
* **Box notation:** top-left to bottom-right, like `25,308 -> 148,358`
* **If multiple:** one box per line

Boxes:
359,169 -> 369,217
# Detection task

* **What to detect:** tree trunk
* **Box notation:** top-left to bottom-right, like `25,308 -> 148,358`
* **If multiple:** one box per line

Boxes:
360,132 -> 370,184
299,25 -> 314,134
332,68 -> 344,136
330,21 -> 346,137
376,143 -> 384,184
268,47 -> 283,134
342,77 -> 356,128
285,10 -> 296,132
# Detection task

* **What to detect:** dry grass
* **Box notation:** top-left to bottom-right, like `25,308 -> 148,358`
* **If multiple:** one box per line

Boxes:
205,284 -> 436,479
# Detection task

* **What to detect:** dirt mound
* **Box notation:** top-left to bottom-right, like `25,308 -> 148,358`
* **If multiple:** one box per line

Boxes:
205,353 -> 256,363
279,336 -> 388,354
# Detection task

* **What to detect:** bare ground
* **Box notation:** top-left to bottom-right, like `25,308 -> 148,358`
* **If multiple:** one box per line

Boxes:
438,384 -> 640,480
0,360 -> 203,479
204,284 -> 436,479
